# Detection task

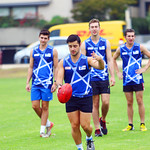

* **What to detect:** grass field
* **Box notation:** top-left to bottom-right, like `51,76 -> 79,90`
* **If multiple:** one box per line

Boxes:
0,67 -> 150,150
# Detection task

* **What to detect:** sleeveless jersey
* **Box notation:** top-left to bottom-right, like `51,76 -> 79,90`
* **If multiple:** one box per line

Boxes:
63,54 -> 92,98
85,37 -> 108,81
120,42 -> 144,86
32,44 -> 54,89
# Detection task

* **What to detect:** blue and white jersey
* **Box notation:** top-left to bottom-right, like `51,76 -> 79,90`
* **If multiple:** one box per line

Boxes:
63,54 -> 92,98
120,42 -> 144,86
32,44 -> 54,89
85,37 -> 108,81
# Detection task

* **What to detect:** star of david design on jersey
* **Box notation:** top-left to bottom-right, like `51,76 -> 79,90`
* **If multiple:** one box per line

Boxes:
66,59 -> 91,95
87,42 -> 108,80
123,48 -> 142,85
33,54 -> 53,89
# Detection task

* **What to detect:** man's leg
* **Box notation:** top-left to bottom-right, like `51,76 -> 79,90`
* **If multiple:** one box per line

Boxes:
80,112 -> 92,137
135,91 -> 146,125
122,92 -> 134,131
67,110 -> 81,145
32,100 -> 42,117
41,101 -> 49,126
124,92 -> 134,124
101,94 -> 110,121
99,94 -> 110,135
80,112 -> 95,150
92,95 -> 100,130
136,90 -> 147,131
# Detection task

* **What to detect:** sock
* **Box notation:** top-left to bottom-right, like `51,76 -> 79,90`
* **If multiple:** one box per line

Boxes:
46,119 -> 50,127
141,123 -> 145,125
40,125 -> 46,134
129,124 -> 133,127
86,135 -> 93,141
76,143 -> 83,150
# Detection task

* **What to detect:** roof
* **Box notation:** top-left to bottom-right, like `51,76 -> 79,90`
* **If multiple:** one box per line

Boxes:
0,1 -> 51,7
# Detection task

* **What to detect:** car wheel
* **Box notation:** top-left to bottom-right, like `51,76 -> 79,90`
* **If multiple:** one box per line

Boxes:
21,56 -> 30,64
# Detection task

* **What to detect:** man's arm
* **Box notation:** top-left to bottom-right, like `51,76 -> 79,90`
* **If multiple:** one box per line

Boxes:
81,41 -> 86,55
135,44 -> 150,74
113,47 -> 123,80
106,40 -> 115,86
26,49 -> 34,92
88,52 -> 104,70
51,48 -> 58,93
56,59 -> 65,88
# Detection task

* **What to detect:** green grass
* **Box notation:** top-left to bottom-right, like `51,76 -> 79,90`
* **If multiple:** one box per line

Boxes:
0,71 -> 150,150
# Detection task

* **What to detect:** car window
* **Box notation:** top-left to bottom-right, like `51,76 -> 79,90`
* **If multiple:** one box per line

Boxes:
48,39 -> 67,46
48,40 -> 54,46
53,40 -> 67,46
50,30 -> 60,37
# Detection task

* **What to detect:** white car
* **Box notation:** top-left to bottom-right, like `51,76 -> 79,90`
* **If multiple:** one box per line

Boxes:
14,36 -> 69,63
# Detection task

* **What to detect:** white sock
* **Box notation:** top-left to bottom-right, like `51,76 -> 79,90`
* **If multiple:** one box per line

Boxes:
76,143 -> 83,150
40,125 -> 46,134
46,119 -> 50,127
86,135 -> 93,141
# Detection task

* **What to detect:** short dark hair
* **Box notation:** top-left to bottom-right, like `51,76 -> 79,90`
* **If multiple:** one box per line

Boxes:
89,18 -> 100,27
39,29 -> 50,37
124,29 -> 135,36
67,34 -> 81,45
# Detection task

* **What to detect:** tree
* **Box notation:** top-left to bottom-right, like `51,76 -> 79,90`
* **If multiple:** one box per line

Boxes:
71,0 -> 137,22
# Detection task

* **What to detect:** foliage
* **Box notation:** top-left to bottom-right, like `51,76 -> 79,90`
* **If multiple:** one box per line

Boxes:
71,0 -> 137,22
0,16 -> 69,29
132,17 -> 149,34
0,16 -> 19,27
48,15 -> 69,25
146,12 -> 150,32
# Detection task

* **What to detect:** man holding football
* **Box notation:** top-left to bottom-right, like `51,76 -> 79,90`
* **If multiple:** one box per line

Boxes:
57,34 -> 104,150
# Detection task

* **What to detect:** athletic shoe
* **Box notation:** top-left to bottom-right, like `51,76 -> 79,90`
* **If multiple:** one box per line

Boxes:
46,122 -> 54,136
122,125 -> 134,131
99,117 -> 107,135
140,124 -> 147,131
40,132 -> 49,138
86,139 -> 95,150
95,129 -> 102,137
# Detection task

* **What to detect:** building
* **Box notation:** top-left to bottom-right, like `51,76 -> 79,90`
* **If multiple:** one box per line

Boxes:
0,0 -> 81,21
129,0 -> 150,18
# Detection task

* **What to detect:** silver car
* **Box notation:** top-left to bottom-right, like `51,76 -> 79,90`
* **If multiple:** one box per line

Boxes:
14,36 -> 69,63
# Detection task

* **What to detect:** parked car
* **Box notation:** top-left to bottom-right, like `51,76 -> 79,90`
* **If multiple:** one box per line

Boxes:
14,36 -> 69,63
141,40 -> 150,58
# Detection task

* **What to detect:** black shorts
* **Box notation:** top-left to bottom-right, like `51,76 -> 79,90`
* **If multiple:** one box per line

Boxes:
123,83 -> 144,92
91,80 -> 110,95
66,96 -> 93,113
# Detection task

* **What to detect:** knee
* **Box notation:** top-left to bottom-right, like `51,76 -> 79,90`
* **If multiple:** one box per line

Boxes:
93,100 -> 99,109
71,123 -> 80,131
32,103 -> 39,110
127,101 -> 133,107
102,100 -> 109,107
42,105 -> 48,111
137,99 -> 144,106
81,124 -> 91,132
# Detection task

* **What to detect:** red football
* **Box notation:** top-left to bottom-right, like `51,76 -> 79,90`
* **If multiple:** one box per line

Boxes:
57,83 -> 72,103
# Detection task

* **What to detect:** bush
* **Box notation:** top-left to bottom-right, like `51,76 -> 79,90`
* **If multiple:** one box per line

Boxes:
132,17 -> 150,34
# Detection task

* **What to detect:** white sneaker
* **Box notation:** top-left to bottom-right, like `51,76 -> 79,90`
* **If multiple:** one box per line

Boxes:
46,122 -> 54,136
40,132 -> 49,138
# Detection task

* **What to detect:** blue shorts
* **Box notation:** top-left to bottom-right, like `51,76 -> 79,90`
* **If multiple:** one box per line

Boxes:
31,88 -> 53,101
66,96 -> 93,113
